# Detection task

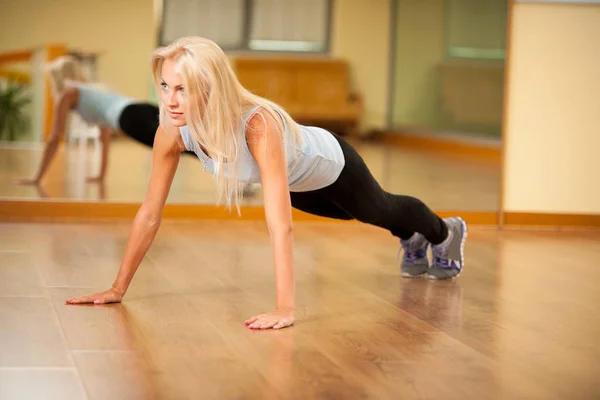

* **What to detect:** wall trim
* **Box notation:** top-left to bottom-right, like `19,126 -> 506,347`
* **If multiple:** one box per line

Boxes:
503,212 -> 600,229
4,200 -> 598,230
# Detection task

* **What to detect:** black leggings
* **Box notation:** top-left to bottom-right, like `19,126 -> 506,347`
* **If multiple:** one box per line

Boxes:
118,103 -> 195,157
118,103 -> 160,147
290,132 -> 448,245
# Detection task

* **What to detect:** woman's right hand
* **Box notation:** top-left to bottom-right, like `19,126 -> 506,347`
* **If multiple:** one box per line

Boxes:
65,127 -> 180,308
66,287 -> 124,305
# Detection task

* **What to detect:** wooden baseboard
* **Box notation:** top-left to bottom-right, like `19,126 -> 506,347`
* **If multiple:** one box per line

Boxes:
0,200 -> 499,226
439,211 -> 498,226
4,200 -> 599,231
0,200 -> 334,223
503,212 -> 600,229
382,131 -> 501,163
0,200 -> 361,224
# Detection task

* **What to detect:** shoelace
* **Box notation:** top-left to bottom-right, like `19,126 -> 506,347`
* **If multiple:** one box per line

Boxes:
431,241 -> 449,268
396,243 -> 426,264
433,257 -> 451,268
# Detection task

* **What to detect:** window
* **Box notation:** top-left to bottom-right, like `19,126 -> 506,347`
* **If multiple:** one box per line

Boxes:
445,0 -> 508,60
249,0 -> 330,51
160,0 -> 332,52
161,0 -> 246,49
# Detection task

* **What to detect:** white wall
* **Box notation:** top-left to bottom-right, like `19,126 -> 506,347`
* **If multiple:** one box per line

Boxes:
503,3 -> 600,214
0,0 -> 156,100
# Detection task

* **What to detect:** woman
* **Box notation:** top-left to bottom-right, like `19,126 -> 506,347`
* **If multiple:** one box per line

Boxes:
66,37 -> 467,330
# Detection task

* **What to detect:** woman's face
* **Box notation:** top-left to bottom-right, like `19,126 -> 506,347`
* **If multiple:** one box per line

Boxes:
160,58 -> 187,127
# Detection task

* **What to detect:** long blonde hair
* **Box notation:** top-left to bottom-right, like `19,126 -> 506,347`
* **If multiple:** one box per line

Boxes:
45,55 -> 90,97
151,36 -> 302,212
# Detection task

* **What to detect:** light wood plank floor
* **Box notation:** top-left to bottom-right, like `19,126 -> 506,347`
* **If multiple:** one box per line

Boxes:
1,221 -> 598,399
0,136 -> 500,211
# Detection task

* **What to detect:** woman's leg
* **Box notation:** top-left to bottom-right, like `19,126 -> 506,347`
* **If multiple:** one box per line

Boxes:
290,190 -> 354,220
321,132 -> 467,279
322,132 -> 447,243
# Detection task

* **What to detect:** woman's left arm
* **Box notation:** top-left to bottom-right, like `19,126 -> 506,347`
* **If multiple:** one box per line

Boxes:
244,110 -> 296,330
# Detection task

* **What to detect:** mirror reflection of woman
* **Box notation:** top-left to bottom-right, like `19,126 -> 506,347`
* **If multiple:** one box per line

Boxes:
17,55 -> 164,185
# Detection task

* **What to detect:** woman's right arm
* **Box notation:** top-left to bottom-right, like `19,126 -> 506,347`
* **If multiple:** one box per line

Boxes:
66,125 -> 181,305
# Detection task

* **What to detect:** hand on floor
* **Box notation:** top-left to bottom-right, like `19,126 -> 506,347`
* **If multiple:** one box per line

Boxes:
245,310 -> 295,330
66,287 -> 123,305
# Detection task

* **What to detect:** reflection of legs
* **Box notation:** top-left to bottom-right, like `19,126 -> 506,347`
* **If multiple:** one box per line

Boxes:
397,279 -> 463,327
118,103 -> 160,147
117,103 -> 199,159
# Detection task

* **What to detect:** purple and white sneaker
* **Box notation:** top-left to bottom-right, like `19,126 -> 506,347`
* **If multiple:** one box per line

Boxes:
398,233 -> 430,278
428,217 -> 467,280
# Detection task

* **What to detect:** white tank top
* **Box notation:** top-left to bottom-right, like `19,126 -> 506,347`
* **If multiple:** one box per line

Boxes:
71,82 -> 135,130
178,106 -> 345,192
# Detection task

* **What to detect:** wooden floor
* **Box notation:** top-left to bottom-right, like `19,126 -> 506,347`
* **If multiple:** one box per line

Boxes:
0,136 -> 501,211
1,220 -> 599,399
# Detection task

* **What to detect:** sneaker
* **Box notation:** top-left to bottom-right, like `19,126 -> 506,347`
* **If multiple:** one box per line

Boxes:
398,233 -> 430,278
429,217 -> 467,280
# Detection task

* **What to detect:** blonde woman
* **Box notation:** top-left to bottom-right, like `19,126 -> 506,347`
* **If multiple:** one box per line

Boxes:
66,37 -> 467,330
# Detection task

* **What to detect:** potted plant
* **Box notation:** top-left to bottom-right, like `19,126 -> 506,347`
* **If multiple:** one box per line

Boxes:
0,77 -> 31,141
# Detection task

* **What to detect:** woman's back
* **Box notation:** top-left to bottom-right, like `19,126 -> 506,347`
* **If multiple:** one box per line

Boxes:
179,105 -> 345,192
69,82 -> 135,131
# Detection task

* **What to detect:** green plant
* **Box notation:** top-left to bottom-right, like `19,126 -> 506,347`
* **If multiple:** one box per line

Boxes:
0,78 -> 31,141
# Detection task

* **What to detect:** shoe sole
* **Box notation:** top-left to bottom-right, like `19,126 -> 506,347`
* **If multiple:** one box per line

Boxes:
427,272 -> 461,280
427,217 -> 468,280
401,271 -> 427,278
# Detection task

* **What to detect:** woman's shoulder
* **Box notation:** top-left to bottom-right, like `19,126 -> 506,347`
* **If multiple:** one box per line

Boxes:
242,104 -> 263,122
244,107 -> 283,139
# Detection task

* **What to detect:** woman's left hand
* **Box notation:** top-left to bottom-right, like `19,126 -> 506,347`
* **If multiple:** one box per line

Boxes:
245,310 -> 295,330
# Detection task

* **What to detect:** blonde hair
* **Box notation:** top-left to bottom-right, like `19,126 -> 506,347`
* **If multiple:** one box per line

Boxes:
151,36 -> 302,212
45,55 -> 90,97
